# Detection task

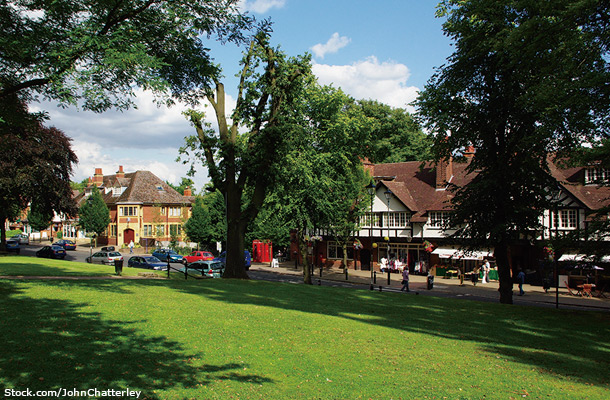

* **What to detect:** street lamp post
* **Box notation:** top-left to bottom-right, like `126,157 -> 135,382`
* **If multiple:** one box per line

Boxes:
384,189 -> 393,285
366,182 -> 376,286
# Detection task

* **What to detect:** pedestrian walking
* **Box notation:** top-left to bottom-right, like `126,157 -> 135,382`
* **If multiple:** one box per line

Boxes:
471,267 -> 479,286
517,268 -> 526,296
400,268 -> 410,292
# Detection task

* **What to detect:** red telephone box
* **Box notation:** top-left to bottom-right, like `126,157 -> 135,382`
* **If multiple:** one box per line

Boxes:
252,240 -> 273,263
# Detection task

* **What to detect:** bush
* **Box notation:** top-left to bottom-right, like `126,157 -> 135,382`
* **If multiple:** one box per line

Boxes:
6,230 -> 22,237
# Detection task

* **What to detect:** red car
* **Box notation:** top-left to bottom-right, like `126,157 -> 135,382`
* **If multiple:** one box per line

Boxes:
183,251 -> 214,265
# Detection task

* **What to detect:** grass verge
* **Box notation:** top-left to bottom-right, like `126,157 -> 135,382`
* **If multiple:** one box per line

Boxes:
0,257 -> 609,399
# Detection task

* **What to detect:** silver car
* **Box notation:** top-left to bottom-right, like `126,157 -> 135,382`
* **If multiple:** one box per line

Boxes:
87,251 -> 124,265
12,234 -> 29,245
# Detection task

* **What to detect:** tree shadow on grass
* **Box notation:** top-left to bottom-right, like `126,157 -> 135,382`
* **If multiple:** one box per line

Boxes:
146,278 -> 610,389
0,281 -> 273,399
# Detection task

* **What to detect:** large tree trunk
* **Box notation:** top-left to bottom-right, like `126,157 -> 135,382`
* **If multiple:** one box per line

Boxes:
0,217 -> 6,252
495,240 -> 513,304
299,233 -> 312,285
223,185 -> 249,279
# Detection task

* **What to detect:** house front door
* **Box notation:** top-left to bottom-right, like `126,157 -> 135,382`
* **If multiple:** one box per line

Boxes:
124,229 -> 135,245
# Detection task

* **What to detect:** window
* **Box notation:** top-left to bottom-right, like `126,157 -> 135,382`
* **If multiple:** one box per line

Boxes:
169,224 -> 182,236
585,168 -> 610,184
387,212 -> 410,227
169,207 -> 181,217
156,225 -> 165,236
360,213 -> 381,227
553,209 -> 577,229
143,225 -> 153,236
112,187 -> 124,197
429,212 -> 450,228
119,206 -> 138,217
327,241 -> 354,260
110,225 -> 117,237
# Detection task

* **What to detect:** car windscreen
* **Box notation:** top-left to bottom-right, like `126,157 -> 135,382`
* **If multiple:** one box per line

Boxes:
143,256 -> 161,262
109,252 -> 122,257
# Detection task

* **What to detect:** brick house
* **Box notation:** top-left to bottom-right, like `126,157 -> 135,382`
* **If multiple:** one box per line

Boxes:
72,166 -> 195,247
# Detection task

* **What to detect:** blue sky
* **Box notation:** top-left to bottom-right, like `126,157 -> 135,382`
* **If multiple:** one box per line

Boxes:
37,0 -> 453,192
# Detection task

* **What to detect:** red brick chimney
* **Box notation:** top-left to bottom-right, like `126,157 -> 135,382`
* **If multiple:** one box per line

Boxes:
183,187 -> 192,197
436,157 -> 453,189
116,165 -> 124,178
362,157 -> 375,176
93,168 -> 103,187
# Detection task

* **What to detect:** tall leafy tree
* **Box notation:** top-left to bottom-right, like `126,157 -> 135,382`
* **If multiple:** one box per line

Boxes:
357,100 -> 432,163
269,84 -> 373,283
0,101 -> 77,250
415,0 -> 609,304
27,204 -> 54,242
181,32 -> 312,278
78,187 -> 111,242
0,0 -> 253,114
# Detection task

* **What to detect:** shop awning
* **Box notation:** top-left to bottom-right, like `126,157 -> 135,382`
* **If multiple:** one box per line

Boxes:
431,248 -> 459,259
431,248 -> 493,260
559,254 -> 610,263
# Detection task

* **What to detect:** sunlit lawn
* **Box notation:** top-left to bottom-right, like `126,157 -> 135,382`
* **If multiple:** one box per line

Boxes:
0,256 -> 609,399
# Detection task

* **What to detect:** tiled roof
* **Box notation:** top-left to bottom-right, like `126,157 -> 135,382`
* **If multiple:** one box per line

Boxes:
373,159 -> 475,216
373,157 -> 608,216
75,170 -> 193,206
547,160 -> 610,211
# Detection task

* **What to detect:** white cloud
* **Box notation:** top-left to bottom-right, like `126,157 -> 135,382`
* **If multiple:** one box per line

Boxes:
310,32 -> 351,59
31,89 -> 235,191
312,56 -> 420,110
238,0 -> 286,14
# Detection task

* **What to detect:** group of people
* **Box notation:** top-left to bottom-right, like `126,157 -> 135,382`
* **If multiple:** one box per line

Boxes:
379,256 -> 406,273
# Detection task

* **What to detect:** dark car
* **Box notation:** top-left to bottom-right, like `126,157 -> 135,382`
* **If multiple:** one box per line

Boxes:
179,260 -> 224,278
6,239 -> 20,254
128,255 -> 167,270
36,245 -> 66,259
53,239 -> 76,250
152,248 -> 183,263
214,250 -> 252,270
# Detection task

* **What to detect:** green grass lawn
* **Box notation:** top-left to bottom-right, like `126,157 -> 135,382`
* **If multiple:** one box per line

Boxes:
0,256 -> 609,399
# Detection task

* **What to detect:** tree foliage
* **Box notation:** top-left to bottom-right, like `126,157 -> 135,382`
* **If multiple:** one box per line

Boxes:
357,100 -> 432,163
415,0 -> 609,304
78,187 -> 111,238
183,191 -> 225,250
0,0 -> 253,114
0,100 -> 77,249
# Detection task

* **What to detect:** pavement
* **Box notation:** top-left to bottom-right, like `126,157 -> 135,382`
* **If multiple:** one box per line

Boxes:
249,261 -> 610,311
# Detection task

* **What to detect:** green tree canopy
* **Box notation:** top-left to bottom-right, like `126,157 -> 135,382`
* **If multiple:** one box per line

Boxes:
0,0 -> 253,114
415,0 -> 610,304
78,187 -> 111,239
357,100 -> 432,163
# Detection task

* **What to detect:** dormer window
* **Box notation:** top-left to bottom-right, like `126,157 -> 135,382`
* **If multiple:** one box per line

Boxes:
585,167 -> 610,185
112,187 -> 123,197
156,185 -> 164,191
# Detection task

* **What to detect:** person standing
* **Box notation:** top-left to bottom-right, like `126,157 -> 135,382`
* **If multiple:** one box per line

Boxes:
517,268 -> 526,296
400,267 -> 410,292
129,240 -> 134,254
482,260 -> 490,284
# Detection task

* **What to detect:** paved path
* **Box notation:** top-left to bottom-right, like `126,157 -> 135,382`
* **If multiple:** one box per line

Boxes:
249,262 -> 610,311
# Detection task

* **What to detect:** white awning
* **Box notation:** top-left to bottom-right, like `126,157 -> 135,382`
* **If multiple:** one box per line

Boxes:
431,248 -> 459,259
559,254 -> 610,263
431,248 -> 493,260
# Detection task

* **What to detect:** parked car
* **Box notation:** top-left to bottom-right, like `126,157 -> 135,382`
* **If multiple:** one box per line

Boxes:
179,260 -> 224,278
183,250 -> 214,265
6,239 -> 20,254
152,248 -> 183,263
214,250 -> 252,270
128,255 -> 166,270
53,239 -> 76,250
12,234 -> 29,245
36,245 -> 66,259
87,251 -> 123,265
